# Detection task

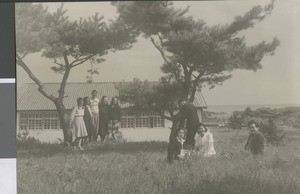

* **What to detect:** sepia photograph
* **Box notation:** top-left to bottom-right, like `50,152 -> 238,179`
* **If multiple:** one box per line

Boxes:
16,1 -> 300,193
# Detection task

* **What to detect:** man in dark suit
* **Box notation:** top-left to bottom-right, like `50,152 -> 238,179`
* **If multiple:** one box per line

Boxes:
245,120 -> 264,155
178,98 -> 200,150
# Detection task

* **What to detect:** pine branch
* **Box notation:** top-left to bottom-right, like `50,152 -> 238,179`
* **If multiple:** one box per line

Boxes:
53,57 -> 65,67
58,52 -> 72,100
150,36 -> 171,65
16,53 -> 56,101
71,54 -> 96,67
21,51 -> 29,59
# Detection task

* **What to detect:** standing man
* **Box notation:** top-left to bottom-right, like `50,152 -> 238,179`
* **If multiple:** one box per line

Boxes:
245,120 -> 264,155
178,98 -> 200,150
90,90 -> 100,141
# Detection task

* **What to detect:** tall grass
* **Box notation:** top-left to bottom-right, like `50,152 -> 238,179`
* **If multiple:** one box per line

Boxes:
17,129 -> 300,194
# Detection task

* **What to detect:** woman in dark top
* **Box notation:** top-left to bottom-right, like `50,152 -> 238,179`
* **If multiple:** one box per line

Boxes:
98,96 -> 109,142
168,129 -> 187,162
108,97 -> 122,140
83,97 -> 94,142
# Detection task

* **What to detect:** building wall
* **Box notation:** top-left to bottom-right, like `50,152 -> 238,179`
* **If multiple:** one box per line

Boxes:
197,108 -> 204,123
17,109 -> 165,130
18,110 -> 63,130
121,110 -> 165,128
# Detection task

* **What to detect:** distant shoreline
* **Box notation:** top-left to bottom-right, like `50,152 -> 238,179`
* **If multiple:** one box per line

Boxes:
206,104 -> 300,113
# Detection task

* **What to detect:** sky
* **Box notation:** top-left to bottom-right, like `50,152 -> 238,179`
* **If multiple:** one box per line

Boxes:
16,0 -> 300,106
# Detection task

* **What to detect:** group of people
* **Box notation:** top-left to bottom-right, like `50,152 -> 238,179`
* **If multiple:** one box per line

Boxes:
69,90 -> 121,150
68,90 -> 264,156
167,98 -> 264,163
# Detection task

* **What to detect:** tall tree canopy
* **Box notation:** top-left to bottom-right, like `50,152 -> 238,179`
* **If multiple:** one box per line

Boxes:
114,1 -> 279,102
16,3 -> 137,143
117,78 -> 182,120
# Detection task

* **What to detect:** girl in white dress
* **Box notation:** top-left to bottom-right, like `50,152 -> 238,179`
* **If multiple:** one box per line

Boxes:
69,97 -> 88,150
195,125 -> 216,157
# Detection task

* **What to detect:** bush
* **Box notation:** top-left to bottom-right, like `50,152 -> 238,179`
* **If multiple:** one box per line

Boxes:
260,118 -> 286,145
227,108 -> 286,144
228,111 -> 244,130
17,130 -> 42,149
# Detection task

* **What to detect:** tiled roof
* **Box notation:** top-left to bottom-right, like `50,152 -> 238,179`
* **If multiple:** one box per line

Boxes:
17,82 -> 207,111
194,89 -> 207,109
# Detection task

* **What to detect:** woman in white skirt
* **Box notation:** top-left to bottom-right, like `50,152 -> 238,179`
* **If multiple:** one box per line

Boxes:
69,97 -> 88,150
195,125 -> 216,157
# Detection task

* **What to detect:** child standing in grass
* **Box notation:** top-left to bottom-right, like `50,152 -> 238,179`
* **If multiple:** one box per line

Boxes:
69,97 -> 88,150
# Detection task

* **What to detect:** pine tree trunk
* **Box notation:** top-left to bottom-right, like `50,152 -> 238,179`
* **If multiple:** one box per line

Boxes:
54,99 -> 72,145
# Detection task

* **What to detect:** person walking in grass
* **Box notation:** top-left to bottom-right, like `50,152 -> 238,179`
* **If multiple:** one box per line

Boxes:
90,90 -> 100,141
108,97 -> 122,140
245,120 -> 264,155
69,97 -> 88,150
195,124 -> 216,157
98,96 -> 109,142
83,97 -> 94,142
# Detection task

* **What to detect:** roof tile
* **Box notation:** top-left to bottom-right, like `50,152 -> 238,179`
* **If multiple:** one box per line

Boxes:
17,82 -> 207,111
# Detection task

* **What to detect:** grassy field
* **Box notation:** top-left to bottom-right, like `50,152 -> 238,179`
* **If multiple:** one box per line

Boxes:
17,128 -> 300,194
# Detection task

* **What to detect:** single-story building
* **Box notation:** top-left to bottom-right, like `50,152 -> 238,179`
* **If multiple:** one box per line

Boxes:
17,82 -> 207,130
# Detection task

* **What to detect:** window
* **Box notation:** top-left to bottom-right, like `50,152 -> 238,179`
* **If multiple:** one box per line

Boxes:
20,113 -> 28,130
142,117 -> 150,127
121,116 -> 134,128
28,113 -> 43,130
127,117 -> 134,128
135,116 -> 150,128
19,112 -> 62,130
121,117 -> 127,128
150,112 -> 164,128
44,112 -> 60,130
120,111 -> 164,128
121,112 -> 135,128
44,119 -> 50,129
136,117 -> 142,128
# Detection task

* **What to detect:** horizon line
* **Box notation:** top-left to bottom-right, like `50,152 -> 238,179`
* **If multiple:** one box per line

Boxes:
208,103 -> 300,107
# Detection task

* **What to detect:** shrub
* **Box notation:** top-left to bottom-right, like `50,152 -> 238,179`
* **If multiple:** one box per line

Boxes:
17,130 -> 42,149
228,108 -> 286,144
260,118 -> 286,145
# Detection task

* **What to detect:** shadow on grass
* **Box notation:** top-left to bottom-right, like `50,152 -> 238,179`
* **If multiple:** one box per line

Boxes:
17,141 -> 168,159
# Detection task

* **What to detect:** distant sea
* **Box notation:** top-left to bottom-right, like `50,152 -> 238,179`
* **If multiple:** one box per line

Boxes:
206,104 -> 300,113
